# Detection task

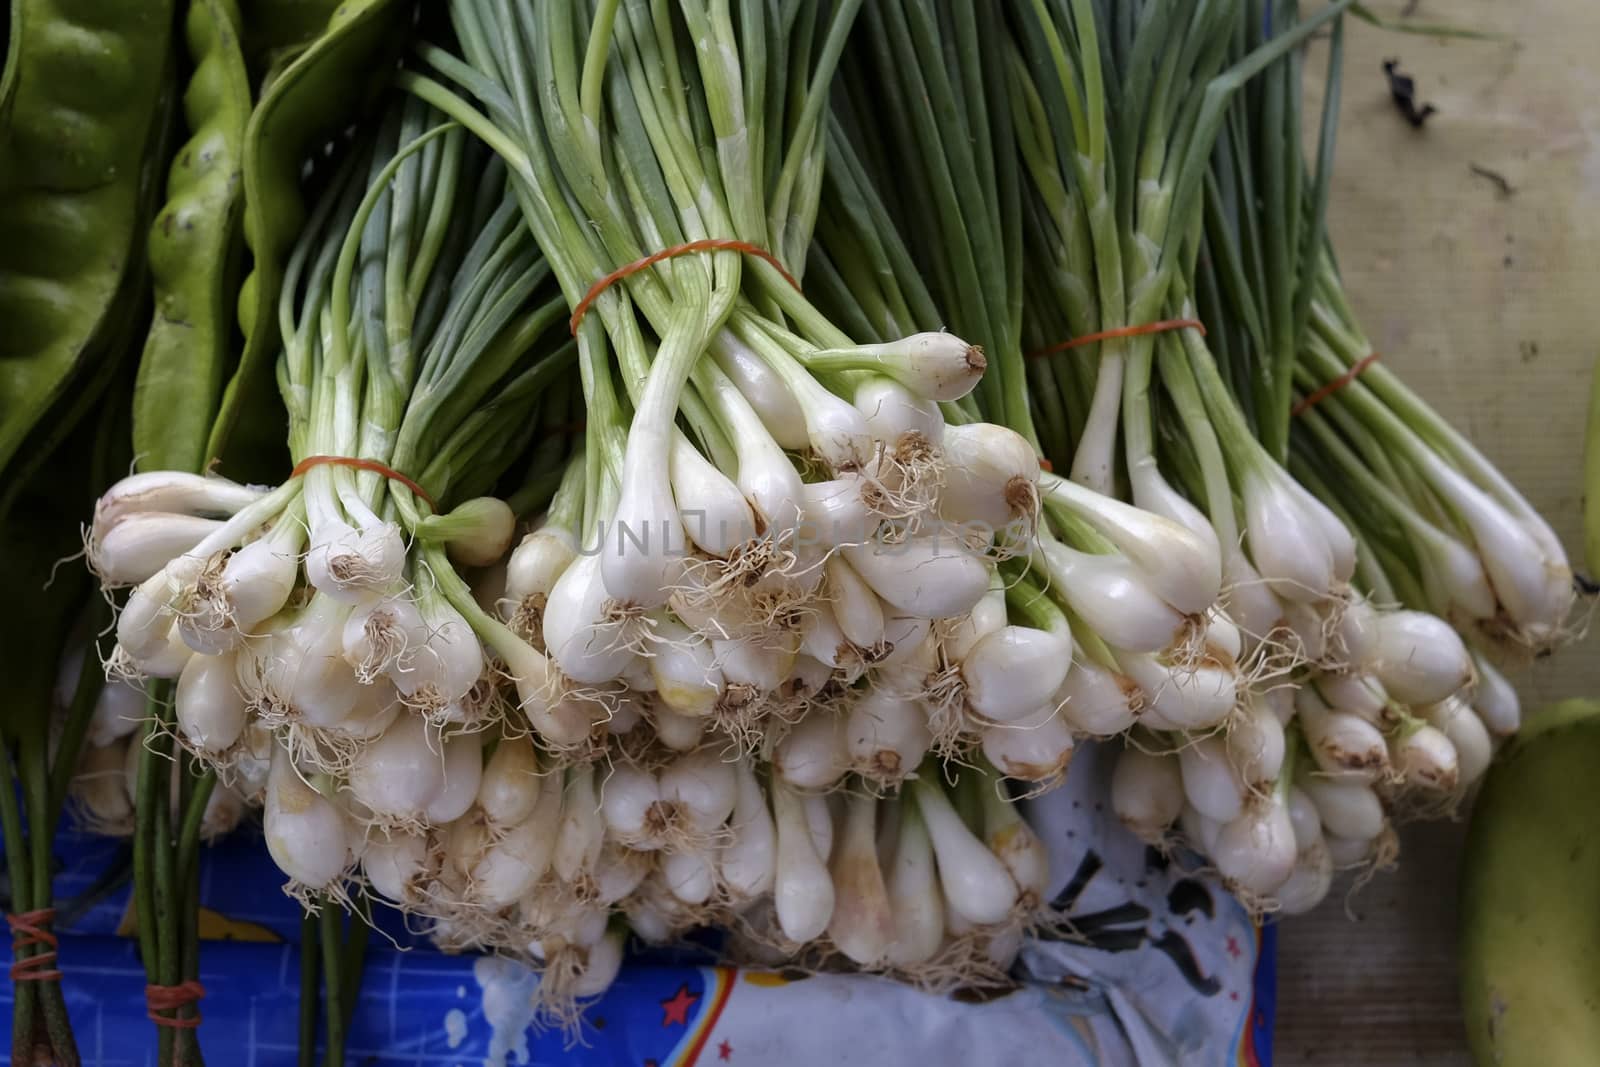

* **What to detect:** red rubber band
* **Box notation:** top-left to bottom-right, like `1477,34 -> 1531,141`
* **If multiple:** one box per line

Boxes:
1292,352 -> 1382,416
1026,318 -> 1207,359
7,909 -> 61,982
146,980 -> 206,1029
290,454 -> 436,510
568,238 -> 801,335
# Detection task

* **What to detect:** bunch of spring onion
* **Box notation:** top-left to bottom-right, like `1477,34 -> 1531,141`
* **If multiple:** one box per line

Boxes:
998,0 -> 1561,915
1002,0 -> 1384,911
351,0 -> 1069,997
1286,260 -> 1577,656
1112,0 -> 1571,905
1185,9 -> 1575,665
805,0 -> 1336,912
813,0 -> 1257,766
1020,0 -> 1482,911
84,92 -> 609,1036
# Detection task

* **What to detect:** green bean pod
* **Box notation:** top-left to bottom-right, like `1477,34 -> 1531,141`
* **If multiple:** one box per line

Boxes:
0,0 -> 177,490
134,0 -> 254,474
206,0 -> 409,478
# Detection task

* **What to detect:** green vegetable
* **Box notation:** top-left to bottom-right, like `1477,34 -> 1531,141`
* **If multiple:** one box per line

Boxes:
1460,700 -> 1600,1067
207,0 -> 409,481
0,0 -> 176,512
134,0 -> 253,474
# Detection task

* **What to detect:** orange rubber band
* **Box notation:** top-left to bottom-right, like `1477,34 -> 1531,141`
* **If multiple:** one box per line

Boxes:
1292,352 -> 1381,416
7,909 -> 61,982
569,238 -> 801,335
290,455 -> 436,510
146,980 -> 206,1029
1026,318 -> 1207,359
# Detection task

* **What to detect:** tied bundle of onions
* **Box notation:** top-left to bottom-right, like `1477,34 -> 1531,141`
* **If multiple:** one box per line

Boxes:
807,0 -> 1258,792
367,0 -> 1065,1005
1187,0 -> 1575,666
95,95 -> 578,792
84,90 -> 632,1021
1284,259 -> 1576,655
1094,0 -> 1559,914
1002,0 -> 1363,655
403,0 -> 1101,773
402,0 -> 1041,739
824,0 -> 1387,865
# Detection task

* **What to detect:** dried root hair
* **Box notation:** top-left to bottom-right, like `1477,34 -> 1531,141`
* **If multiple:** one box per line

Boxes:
1338,823 -> 1401,919
505,591 -> 550,651
1473,593 -> 1590,664
347,600 -> 419,685
920,660 -> 977,763
284,869 -> 359,914
862,433 -> 945,528
883,926 -> 1020,997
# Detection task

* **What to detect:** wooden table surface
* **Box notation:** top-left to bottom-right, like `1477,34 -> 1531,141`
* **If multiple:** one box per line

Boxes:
1275,2 -> 1600,1064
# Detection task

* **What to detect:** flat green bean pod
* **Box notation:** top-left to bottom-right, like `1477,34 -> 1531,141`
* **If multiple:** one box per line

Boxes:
207,0 -> 410,478
0,0 -> 177,495
133,0 -> 254,474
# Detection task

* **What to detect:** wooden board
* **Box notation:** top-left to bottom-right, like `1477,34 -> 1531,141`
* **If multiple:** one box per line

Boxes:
1277,1 -> 1600,1064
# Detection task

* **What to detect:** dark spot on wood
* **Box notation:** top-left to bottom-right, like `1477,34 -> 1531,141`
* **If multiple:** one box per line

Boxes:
1469,163 -> 1516,198
1383,59 -> 1437,128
